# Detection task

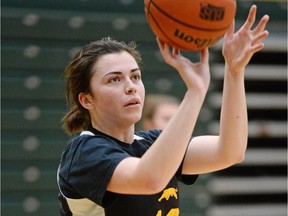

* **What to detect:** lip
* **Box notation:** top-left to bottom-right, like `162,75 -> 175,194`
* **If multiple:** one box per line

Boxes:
124,98 -> 141,107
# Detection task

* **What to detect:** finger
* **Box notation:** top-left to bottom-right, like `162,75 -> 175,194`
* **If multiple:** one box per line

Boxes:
163,43 -> 171,55
200,48 -> 209,64
243,4 -> 257,30
225,19 -> 235,38
252,15 -> 269,34
156,37 -> 165,52
252,30 -> 269,45
156,37 -> 171,63
249,43 -> 265,54
157,38 -> 171,58
172,47 -> 180,56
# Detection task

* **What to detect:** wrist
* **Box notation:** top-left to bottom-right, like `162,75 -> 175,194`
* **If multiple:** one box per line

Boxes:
185,88 -> 207,104
225,64 -> 245,79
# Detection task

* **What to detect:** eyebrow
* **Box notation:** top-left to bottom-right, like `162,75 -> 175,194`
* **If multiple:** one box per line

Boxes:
104,68 -> 140,76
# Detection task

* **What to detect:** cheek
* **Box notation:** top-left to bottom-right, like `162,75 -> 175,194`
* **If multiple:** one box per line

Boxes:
92,87 -> 119,109
139,82 -> 145,101
92,80 -> 116,96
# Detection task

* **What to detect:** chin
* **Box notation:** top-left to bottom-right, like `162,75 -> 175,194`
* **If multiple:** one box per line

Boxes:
134,115 -> 142,123
130,114 -> 142,124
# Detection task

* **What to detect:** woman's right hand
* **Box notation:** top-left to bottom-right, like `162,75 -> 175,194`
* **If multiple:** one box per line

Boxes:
156,38 -> 210,94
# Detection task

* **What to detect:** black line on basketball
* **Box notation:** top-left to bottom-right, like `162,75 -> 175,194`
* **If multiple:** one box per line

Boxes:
148,6 -> 188,50
151,0 -> 230,32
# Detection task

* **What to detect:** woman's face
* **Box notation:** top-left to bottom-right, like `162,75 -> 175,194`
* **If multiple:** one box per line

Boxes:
88,51 -> 145,129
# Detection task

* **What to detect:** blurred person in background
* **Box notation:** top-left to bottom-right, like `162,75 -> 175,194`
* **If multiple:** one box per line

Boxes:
141,94 -> 180,130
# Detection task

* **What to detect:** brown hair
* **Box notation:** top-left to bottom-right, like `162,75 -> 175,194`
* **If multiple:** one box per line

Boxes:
62,37 -> 142,135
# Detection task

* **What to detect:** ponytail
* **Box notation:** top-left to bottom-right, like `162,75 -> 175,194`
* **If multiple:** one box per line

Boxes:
62,106 -> 91,135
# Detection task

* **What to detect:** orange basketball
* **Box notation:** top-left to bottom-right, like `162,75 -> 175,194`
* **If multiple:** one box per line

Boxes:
144,0 -> 236,51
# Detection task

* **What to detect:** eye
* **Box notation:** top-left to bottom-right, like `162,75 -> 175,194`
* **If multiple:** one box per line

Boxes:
131,73 -> 141,81
109,76 -> 120,83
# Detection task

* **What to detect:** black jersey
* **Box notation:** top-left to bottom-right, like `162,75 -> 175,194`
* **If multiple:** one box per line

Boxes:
57,127 -> 198,216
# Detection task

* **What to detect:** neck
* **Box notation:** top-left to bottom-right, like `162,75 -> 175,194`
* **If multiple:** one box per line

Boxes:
91,121 -> 135,144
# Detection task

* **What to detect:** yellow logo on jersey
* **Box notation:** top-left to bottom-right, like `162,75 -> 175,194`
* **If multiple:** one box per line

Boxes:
158,187 -> 178,202
156,208 -> 180,216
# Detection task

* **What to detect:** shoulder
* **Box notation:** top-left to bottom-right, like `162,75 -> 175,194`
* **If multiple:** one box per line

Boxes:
60,132 -> 128,166
135,129 -> 161,142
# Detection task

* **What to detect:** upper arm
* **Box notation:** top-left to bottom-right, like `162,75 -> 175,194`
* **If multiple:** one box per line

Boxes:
182,135 -> 235,175
105,131 -> 163,195
106,157 -> 159,195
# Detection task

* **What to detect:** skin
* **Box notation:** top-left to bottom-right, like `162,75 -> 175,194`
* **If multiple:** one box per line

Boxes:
183,6 -> 269,174
79,51 -> 145,142
142,102 -> 180,130
79,5 -> 269,195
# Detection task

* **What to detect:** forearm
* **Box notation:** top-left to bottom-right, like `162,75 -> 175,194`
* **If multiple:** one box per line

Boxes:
138,90 -> 206,189
218,66 -> 248,162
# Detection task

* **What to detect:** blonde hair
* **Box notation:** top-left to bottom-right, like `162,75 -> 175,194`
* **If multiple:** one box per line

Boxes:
142,94 -> 180,120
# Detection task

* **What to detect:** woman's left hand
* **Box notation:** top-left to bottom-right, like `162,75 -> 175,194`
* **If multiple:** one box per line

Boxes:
157,38 -> 210,94
222,5 -> 269,74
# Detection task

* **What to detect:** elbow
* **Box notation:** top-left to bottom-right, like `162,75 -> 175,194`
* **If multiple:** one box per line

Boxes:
223,143 -> 247,166
235,140 -> 248,164
143,175 -> 169,194
223,152 -> 245,168
231,147 -> 247,165
234,152 -> 245,164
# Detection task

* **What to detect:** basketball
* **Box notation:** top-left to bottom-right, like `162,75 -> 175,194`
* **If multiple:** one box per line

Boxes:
144,0 -> 236,51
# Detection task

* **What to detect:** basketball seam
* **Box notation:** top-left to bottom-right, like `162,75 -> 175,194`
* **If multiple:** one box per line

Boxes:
146,0 -> 152,20
146,4 -> 187,50
151,1 -> 230,32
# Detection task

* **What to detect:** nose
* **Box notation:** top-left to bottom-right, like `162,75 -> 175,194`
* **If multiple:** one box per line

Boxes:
125,79 -> 137,95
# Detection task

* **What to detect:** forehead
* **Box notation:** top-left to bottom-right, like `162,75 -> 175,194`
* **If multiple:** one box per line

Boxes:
92,51 -> 138,76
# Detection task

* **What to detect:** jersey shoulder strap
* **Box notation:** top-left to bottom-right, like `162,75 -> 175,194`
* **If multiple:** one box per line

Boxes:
80,130 -> 144,140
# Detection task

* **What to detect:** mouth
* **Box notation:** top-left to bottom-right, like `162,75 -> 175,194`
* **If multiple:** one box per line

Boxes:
124,98 -> 141,107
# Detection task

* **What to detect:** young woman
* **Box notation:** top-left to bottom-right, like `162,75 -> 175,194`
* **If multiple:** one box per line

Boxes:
57,5 -> 269,216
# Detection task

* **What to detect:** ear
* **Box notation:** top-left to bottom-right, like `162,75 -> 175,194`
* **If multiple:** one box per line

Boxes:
78,93 -> 94,110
